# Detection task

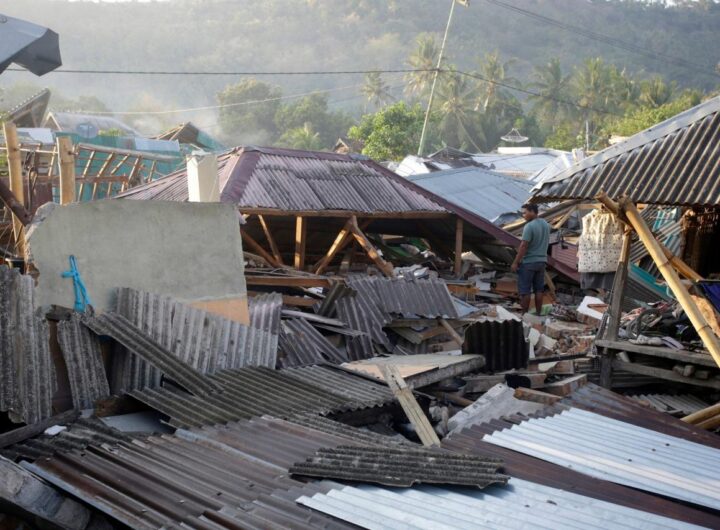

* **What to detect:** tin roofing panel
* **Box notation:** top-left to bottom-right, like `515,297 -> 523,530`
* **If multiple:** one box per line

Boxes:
290,445 -> 508,488
117,145 -> 445,213
278,318 -> 347,367
297,478 -> 705,530
482,407 -> 720,510
112,288 -> 277,392
533,96 -> 720,206
57,314 -> 110,410
408,167 -> 532,222
0,266 -> 55,425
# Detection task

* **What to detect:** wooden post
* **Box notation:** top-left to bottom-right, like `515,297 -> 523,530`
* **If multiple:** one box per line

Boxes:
294,216 -> 307,271
439,318 -> 463,348
258,214 -> 284,266
314,220 -> 352,275
381,364 -> 440,447
56,136 -> 76,205
454,216 -> 464,277
3,122 -> 26,258
599,229 -> 631,388
348,215 -> 394,277
598,192 -> 720,369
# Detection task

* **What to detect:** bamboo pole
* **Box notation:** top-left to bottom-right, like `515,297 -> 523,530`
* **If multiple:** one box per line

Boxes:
3,122 -> 26,258
56,136 -> 76,205
681,402 -> 720,424
597,192 -> 720,369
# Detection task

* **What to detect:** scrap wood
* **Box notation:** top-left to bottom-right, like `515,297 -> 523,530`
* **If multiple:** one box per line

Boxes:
513,387 -> 563,406
0,409 -> 80,450
381,364 -> 441,447
542,374 -> 588,397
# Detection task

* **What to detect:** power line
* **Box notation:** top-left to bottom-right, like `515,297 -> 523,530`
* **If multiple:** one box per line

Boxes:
6,67 -> 433,76
78,82 -> 376,115
481,0 -> 720,79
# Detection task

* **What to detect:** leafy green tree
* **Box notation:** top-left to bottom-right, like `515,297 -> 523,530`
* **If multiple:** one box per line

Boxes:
404,34 -> 441,99
528,58 -> 571,126
347,101 -> 433,161
361,72 -> 395,111
571,57 -> 617,147
544,124 -> 582,151
435,69 -> 483,151
604,91 -> 701,137
217,79 -> 282,144
274,93 -> 354,148
639,76 -> 676,108
278,122 -> 324,150
475,51 -> 519,113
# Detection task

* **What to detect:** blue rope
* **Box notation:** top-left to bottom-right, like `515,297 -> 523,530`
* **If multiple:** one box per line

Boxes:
61,255 -> 92,312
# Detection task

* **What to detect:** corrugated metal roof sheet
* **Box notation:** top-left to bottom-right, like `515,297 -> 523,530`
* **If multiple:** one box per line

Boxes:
57,314 -> 110,410
290,445 -> 508,488
82,312 -> 220,396
407,167 -> 532,223
482,407 -> 720,510
0,266 -> 55,425
533,96 -> 720,206
23,415 -> 358,529
117,145 -> 445,213
278,318 -> 348,367
296,478 -> 705,530
628,394 -> 708,416
130,365 -> 394,429
346,275 -> 459,319
111,288 -> 277,392
462,319 -> 528,372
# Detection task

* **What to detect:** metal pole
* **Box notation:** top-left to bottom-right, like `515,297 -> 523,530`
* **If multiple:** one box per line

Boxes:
417,0 -> 457,157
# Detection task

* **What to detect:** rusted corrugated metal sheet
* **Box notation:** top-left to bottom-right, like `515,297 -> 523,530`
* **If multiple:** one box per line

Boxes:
0,266 -> 55,425
290,445 -> 508,487
117,145 -> 445,213
22,415 -> 360,529
82,312 -> 220,396
278,318 -> 347,367
57,314 -> 110,410
130,365 -> 394,429
533,96 -> 720,206
111,288 -> 277,392
463,319 -> 528,372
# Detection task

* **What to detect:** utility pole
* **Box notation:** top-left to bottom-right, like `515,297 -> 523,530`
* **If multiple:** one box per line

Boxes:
417,0 -> 466,157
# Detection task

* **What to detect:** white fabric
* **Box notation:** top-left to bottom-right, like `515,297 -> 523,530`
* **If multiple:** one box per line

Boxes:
577,209 -> 624,273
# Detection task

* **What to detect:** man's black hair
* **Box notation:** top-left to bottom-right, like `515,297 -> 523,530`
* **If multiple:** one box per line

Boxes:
521,203 -> 539,214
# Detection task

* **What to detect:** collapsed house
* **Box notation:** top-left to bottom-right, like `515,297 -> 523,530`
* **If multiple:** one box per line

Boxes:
0,105 -> 719,528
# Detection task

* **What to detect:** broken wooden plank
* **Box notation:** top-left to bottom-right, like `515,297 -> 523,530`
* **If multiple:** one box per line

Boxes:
463,374 -> 505,393
0,409 -> 80,449
245,275 -> 334,288
381,364 -> 440,447
439,318 -> 464,347
349,215 -> 394,277
542,374 -> 588,397
612,360 -> 720,390
505,372 -> 547,389
513,387 -> 563,406
241,229 -> 284,269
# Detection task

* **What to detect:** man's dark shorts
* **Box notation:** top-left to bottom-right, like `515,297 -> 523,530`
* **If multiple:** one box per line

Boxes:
518,262 -> 546,295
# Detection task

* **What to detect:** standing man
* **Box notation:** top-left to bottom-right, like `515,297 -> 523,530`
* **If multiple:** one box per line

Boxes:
511,203 -> 550,314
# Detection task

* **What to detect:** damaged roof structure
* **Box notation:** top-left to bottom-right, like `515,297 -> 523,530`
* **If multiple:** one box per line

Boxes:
2,82 -> 720,529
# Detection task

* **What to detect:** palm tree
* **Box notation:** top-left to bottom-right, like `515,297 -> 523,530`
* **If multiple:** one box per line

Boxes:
280,122 -> 323,150
435,69 -> 484,151
528,58 -> 571,124
639,76 -> 675,108
404,34 -> 441,99
361,72 -> 395,111
475,51 -> 520,112
571,57 -> 616,143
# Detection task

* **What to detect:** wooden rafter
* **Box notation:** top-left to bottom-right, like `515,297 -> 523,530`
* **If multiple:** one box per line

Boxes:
314,219 -> 353,275
348,215 -> 394,277
258,214 -> 284,265
241,228 -> 283,269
